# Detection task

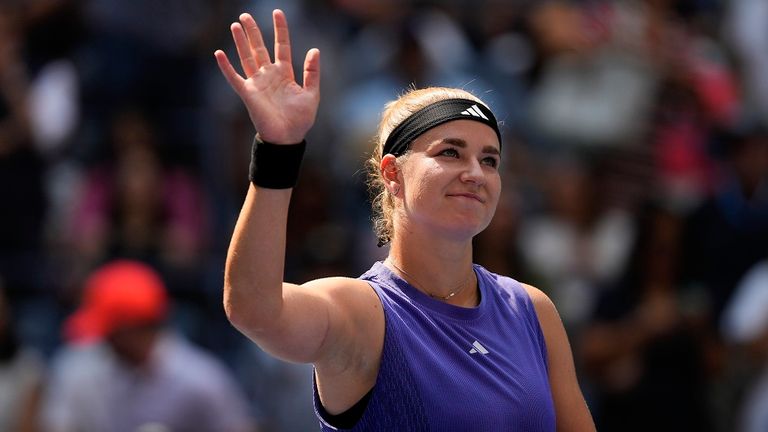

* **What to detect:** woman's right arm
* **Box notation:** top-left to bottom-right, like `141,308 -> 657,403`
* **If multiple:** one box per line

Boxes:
215,11 -> 378,366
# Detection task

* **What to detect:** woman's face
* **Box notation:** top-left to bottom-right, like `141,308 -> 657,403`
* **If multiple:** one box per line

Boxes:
394,119 -> 502,241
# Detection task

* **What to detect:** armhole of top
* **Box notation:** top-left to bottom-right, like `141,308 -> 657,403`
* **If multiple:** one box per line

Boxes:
319,388 -> 374,429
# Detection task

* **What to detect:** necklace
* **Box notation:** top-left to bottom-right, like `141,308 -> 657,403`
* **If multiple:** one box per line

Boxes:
386,259 -> 474,301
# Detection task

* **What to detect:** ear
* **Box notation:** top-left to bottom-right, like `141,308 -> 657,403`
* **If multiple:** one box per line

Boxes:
380,154 -> 401,195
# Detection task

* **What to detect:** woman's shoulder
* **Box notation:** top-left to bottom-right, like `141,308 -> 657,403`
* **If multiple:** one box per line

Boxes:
517,282 -> 561,332
300,276 -> 373,298
473,264 -> 527,296
475,265 -> 556,316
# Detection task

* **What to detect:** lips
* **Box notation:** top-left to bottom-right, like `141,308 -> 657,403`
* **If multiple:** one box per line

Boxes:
447,192 -> 485,203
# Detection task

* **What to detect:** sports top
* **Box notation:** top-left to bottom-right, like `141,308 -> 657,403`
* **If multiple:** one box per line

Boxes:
313,261 -> 556,431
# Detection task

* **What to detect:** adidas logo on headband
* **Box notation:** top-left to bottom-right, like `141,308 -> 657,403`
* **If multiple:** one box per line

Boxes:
461,104 -> 489,120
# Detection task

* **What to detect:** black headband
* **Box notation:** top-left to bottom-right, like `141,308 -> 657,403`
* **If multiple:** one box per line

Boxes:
383,98 -> 501,157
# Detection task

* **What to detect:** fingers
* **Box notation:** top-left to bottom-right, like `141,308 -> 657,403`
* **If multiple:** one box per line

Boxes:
303,48 -> 320,95
272,9 -> 292,65
239,13 -> 270,67
218,9 -> 304,91
214,50 -> 245,93
231,22 -> 257,77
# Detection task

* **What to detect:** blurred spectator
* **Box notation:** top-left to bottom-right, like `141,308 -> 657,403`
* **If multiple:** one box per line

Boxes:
651,78 -> 720,213
681,125 -> 768,325
76,0 -> 219,160
0,6 -> 44,291
581,205 -> 711,432
21,0 -> 82,155
721,257 -> 768,432
725,0 -> 768,125
41,260 -> 255,432
0,5 -> 59,356
62,109 -> 208,296
518,156 -> 636,329
526,0 -> 659,149
648,1 -> 740,213
0,281 -> 45,432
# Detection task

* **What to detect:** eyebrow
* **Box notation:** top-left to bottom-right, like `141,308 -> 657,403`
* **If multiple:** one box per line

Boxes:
439,137 -> 500,155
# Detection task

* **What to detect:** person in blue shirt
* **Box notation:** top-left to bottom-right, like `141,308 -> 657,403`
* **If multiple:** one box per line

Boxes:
215,9 -> 595,431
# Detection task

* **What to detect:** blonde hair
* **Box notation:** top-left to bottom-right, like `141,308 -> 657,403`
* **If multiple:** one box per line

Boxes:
366,87 -> 489,246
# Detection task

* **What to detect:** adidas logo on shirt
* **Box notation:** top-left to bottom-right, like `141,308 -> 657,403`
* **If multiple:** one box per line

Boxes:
460,104 -> 489,121
469,340 -> 489,355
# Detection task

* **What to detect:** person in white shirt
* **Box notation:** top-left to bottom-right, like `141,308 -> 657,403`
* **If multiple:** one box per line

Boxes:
41,260 -> 256,432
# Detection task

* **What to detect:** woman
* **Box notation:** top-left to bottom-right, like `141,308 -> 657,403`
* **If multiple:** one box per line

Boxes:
215,9 -> 595,431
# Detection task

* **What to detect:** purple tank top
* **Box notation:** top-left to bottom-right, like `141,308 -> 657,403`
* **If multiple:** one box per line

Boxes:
313,261 -> 556,431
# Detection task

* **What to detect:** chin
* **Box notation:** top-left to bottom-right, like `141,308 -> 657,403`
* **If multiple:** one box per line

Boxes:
438,219 -> 491,241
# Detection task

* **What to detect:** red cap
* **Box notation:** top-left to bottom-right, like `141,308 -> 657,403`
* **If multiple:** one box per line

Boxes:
64,260 -> 168,343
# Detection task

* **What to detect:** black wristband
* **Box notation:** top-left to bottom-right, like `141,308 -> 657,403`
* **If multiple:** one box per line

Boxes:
248,135 -> 307,189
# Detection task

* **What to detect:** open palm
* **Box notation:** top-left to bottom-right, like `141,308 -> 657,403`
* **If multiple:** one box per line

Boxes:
214,10 -> 320,144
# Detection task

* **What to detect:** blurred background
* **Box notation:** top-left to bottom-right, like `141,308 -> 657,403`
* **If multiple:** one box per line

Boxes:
1,0 -> 767,431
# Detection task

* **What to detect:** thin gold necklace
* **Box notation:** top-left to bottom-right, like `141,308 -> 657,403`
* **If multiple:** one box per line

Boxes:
387,259 -> 474,301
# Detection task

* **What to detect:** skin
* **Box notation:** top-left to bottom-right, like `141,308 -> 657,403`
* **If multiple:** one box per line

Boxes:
106,324 -> 162,367
216,9 -> 595,430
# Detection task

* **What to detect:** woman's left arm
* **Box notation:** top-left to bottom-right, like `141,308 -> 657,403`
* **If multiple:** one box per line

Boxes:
524,284 -> 596,432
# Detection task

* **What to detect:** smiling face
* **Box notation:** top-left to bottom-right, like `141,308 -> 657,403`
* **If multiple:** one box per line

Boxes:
389,119 -> 502,242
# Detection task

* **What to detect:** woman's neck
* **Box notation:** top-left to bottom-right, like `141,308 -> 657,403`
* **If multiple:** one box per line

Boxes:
386,232 -> 478,306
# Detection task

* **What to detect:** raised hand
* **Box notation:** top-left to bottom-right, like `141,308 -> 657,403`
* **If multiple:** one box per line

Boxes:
214,10 -> 320,144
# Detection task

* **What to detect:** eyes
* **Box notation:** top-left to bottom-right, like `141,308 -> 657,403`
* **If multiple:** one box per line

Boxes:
437,148 -> 499,169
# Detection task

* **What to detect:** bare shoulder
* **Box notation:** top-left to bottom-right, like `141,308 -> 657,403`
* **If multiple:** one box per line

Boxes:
521,283 -> 559,323
520,283 -> 549,303
290,276 -> 382,336
297,275 -> 383,348
253,275 -> 383,367
520,283 -> 568,345
298,276 -> 379,308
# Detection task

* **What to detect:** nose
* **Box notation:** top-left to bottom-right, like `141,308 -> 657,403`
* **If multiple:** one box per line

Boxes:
459,158 -> 486,186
